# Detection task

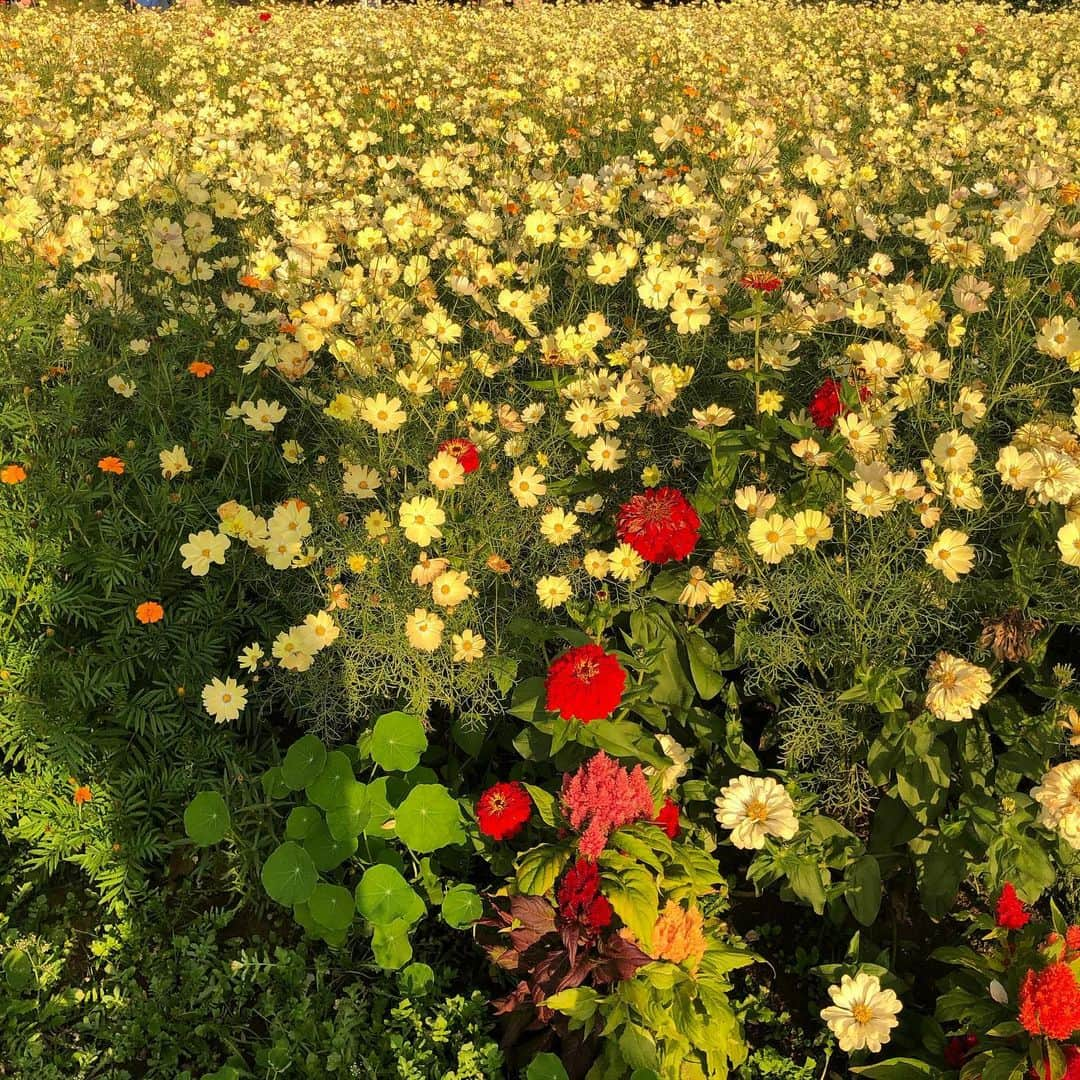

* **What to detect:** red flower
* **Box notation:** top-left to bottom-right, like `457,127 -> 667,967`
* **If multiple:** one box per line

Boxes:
1031,1045 -> 1080,1080
615,487 -> 700,564
807,378 -> 871,430
476,781 -> 531,841
437,437 -> 480,474
995,882 -> 1031,930
258,11 -> 271,20
654,797 -> 680,839
545,644 -> 626,723
944,1033 -> 978,1069
739,270 -> 783,293
1068,925 -> 1080,953
1019,963 -> 1080,1040
556,858 -> 613,932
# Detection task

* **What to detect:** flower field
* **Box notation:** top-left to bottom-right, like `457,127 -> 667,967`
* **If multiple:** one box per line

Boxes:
1,0 -> 1080,1076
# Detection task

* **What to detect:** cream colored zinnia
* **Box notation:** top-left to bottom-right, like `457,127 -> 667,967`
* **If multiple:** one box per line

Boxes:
715,775 -> 799,850
1031,760 -> 1080,849
924,652 -> 992,722
821,973 -> 902,1054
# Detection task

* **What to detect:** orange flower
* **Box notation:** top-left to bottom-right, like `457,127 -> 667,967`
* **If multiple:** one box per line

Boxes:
1,464 -> 27,484
98,456 -> 125,475
650,901 -> 708,972
188,360 -> 214,378
73,783 -> 92,806
136,601 -> 164,624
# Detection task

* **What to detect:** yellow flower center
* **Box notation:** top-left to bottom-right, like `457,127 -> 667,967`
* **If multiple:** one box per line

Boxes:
851,1004 -> 873,1025
745,798 -> 769,823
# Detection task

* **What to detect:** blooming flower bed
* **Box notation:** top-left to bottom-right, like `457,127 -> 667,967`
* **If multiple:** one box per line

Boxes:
1,0 -> 1080,1076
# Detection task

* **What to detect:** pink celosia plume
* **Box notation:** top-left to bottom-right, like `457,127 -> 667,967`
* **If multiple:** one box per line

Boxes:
560,751 -> 655,858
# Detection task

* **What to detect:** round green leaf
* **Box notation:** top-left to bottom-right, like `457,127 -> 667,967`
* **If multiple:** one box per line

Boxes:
371,919 -> 413,970
3,948 -> 35,992
355,863 -> 425,926
282,734 -> 327,791
305,751 -> 354,810
286,806 -> 321,840
441,883 -> 483,929
369,711 -> 427,773
526,1053 -> 570,1080
400,962 -> 434,995
183,792 -> 231,847
308,882 -> 355,931
261,766 -> 289,800
393,784 -> 465,853
303,817 -> 358,872
325,781 -> 371,841
261,842 -> 317,907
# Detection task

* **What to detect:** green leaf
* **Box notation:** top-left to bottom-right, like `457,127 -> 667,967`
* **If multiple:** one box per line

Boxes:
302,816 -> 358,872
441,883 -> 483,929
371,919 -> 413,970
544,986 -> 602,1023
400,962 -> 435,995
850,1059 -> 938,1078
369,711 -> 428,773
844,855 -> 882,927
516,843 -> 571,896
526,1053 -> 570,1080
308,882 -> 355,931
285,805 -> 322,841
355,863 -> 425,926
325,781 -> 372,840
282,734 -> 327,790
393,784 -> 465,852
524,783 -> 558,827
305,751 -> 355,810
601,865 -> 658,951
3,949 -> 35,992
261,766 -> 290,800
261,842 -> 317,907
683,629 -> 725,700
183,792 -> 231,846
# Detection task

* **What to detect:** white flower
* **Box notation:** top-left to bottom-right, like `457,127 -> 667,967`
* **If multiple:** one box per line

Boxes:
715,775 -> 799,850
405,608 -> 444,652
1031,760 -> 1080,849
180,530 -> 230,577
509,465 -> 546,508
428,451 -> 465,491
239,398 -> 287,431
925,652 -> 992,722
343,463 -> 381,499
202,677 -> 247,723
108,374 -> 137,397
159,445 -> 192,480
399,496 -> 445,546
820,973 -> 902,1054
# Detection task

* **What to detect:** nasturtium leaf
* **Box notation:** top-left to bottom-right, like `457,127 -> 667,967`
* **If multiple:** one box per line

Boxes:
184,791 -> 231,846
286,805 -> 321,841
3,948 -> 34,991
441,883 -> 483,929
369,711 -> 427,773
305,751 -> 354,810
325,781 -> 371,841
261,841 -> 317,906
292,900 -> 317,935
393,784 -> 465,852
371,919 -> 413,970
282,734 -> 327,790
400,962 -> 434,995
526,1053 -> 570,1080
318,925 -> 349,948
355,863 -> 426,926
362,777 -> 394,837
516,844 -> 571,896
303,817 -> 358,872
261,766 -> 290,800
308,882 -> 355,931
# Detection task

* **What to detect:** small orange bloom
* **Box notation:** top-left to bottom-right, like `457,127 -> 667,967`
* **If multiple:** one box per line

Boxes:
136,601 -> 164,624
238,274 -> 262,289
1,464 -> 27,485
188,360 -> 214,378
98,456 -> 125,475
279,321 -> 297,335
73,784 -> 92,806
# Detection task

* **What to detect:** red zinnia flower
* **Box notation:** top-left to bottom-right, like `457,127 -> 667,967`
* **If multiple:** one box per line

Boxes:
944,1033 -> 978,1069
556,858 -> 613,932
739,270 -> 783,293
545,644 -> 626,723
258,11 -> 271,20
437,437 -> 480,474
476,781 -> 531,841
1019,962 -> 1080,1040
995,882 -> 1030,930
807,378 -> 871,430
654,797 -> 680,839
615,487 -> 700,564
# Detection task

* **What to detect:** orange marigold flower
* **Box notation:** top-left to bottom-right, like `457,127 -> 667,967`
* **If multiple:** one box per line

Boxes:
1,464 -> 27,484
136,601 -> 164,624
98,456 -> 125,475
188,360 -> 214,378
650,901 -> 708,972
73,784 -> 92,806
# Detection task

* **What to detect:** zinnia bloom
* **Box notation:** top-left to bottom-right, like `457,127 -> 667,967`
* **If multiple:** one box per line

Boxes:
995,882 -> 1030,930
924,652 -> 991,722
1018,963 -> 1080,1040
1,464 -> 27,485
820,972 -> 902,1053
135,601 -> 164,625
654,797 -> 680,839
98,456 -> 125,475
1032,760 -> 1080,849
615,487 -> 700,564
476,781 -> 531,841
715,775 -> 799,850
740,270 -> 783,293
808,379 -> 870,430
437,437 -> 480,474
561,751 -> 655,858
545,644 -> 626,723
557,858 -> 613,932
